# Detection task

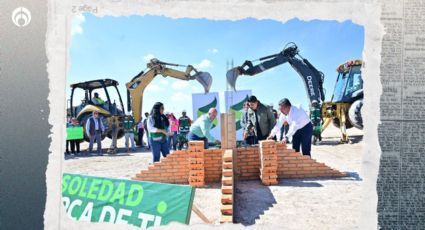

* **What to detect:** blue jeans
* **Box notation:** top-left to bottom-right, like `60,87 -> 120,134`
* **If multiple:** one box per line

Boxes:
168,132 -> 177,150
292,122 -> 313,156
88,130 -> 102,154
150,137 -> 169,162
187,132 -> 208,149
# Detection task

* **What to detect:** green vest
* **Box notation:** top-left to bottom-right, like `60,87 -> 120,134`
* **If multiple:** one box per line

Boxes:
123,116 -> 135,133
94,97 -> 104,104
179,116 -> 190,132
150,119 -> 167,140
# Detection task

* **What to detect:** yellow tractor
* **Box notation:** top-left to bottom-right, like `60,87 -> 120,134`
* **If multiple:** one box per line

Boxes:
68,59 -> 213,145
68,79 -> 126,141
320,60 -> 364,143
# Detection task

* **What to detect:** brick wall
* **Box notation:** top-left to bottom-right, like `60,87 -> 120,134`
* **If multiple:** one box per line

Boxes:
132,150 -> 189,184
133,142 -> 345,185
204,149 -> 223,183
220,150 -> 234,223
259,140 -> 278,185
276,143 -> 346,179
188,141 -> 206,187
236,147 -> 260,180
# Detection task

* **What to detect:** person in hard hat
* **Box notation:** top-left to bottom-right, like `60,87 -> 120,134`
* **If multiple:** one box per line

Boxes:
92,92 -> 105,105
268,98 -> 313,156
123,112 -> 136,153
188,108 -> 220,149
147,102 -> 170,162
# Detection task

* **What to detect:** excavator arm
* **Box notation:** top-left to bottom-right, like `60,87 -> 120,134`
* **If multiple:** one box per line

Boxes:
227,43 -> 325,105
226,43 -> 325,139
126,58 -> 212,122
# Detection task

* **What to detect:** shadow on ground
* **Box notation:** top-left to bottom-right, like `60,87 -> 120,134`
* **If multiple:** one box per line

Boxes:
64,147 -> 152,160
234,171 -> 362,225
234,180 -> 277,225
318,134 -> 363,145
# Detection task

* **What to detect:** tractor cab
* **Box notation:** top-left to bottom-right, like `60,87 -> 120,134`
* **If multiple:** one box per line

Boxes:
69,79 -> 126,141
332,60 -> 363,103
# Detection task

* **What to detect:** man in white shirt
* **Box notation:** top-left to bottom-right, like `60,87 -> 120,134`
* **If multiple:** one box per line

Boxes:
268,98 -> 313,156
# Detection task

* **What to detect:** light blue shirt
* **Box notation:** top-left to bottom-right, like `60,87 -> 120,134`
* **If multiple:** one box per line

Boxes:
190,114 -> 215,142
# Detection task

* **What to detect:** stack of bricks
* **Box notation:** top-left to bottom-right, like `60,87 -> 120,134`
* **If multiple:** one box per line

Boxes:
204,149 -> 224,183
220,113 -> 236,149
188,141 -> 205,187
236,147 -> 260,180
132,150 -> 189,183
258,140 -> 278,185
220,149 -> 234,223
276,143 -> 346,179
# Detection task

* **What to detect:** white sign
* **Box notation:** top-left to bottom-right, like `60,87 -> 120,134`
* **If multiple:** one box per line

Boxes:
191,92 -> 221,141
224,90 -> 252,141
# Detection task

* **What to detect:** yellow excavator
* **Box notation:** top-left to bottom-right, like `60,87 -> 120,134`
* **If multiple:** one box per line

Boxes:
68,58 -> 212,145
125,58 -> 212,123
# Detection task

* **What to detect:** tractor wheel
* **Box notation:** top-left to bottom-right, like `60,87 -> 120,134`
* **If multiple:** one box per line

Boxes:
348,99 -> 363,129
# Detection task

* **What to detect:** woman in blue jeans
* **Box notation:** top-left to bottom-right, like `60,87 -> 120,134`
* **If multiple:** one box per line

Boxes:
147,102 -> 170,162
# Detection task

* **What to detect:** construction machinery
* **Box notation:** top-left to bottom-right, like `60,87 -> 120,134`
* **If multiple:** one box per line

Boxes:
321,59 -> 363,143
227,42 -> 363,144
68,58 -> 212,144
68,79 -> 126,141
125,58 -> 212,123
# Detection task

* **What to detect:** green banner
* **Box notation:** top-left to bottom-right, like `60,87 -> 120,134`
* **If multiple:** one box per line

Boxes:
67,127 -> 84,140
62,173 -> 195,228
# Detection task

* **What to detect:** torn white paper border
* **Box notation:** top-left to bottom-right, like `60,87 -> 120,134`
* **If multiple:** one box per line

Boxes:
44,0 -> 384,229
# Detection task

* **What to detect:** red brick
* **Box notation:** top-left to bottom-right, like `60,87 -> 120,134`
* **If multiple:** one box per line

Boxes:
221,204 -> 233,215
220,215 -> 233,223
221,186 -> 233,194
222,176 -> 233,186
221,194 -> 233,204
223,169 -> 233,177
223,162 -> 233,169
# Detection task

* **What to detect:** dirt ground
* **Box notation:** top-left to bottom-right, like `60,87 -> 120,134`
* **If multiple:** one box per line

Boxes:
64,125 -> 364,228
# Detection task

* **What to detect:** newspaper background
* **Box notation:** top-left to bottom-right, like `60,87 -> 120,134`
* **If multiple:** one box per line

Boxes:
42,0 -> 423,229
378,0 -> 425,228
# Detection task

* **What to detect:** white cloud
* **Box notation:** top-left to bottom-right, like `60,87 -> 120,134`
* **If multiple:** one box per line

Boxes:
194,59 -> 212,69
191,86 -> 201,91
145,84 -> 163,92
71,14 -> 85,36
159,79 -> 169,85
171,92 -> 191,103
143,54 -> 155,63
172,81 -> 190,90
208,48 -> 219,54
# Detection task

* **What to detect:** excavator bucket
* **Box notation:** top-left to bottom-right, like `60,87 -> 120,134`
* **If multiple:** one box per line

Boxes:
226,67 -> 241,91
194,71 -> 213,93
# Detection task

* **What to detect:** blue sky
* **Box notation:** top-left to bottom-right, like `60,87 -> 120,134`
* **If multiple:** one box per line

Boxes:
68,14 -> 364,117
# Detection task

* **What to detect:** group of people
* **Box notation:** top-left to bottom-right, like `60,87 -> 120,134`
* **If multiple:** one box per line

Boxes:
241,95 -> 313,157
145,102 -> 224,162
145,102 -> 198,162
65,117 -> 82,155
66,95 -> 314,160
